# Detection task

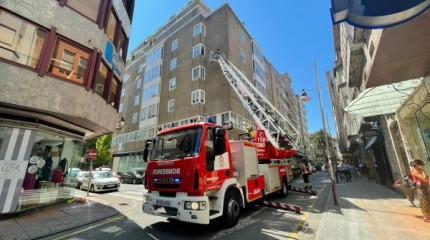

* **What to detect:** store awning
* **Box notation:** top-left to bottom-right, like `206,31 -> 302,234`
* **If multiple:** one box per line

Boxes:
365,136 -> 378,150
344,79 -> 422,117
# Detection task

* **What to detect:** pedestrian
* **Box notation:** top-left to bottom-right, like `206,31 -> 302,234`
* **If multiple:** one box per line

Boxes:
344,162 -> 352,181
301,159 -> 312,189
51,166 -> 63,188
410,159 -> 430,223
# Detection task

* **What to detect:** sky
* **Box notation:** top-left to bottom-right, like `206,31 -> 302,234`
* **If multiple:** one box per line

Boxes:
127,0 -> 337,136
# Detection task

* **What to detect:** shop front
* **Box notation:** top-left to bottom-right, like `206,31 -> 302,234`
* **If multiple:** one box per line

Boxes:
0,126 -> 85,215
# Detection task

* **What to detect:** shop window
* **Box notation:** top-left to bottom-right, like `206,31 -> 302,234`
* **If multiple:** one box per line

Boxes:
49,39 -> 90,85
109,77 -> 119,107
66,0 -> 101,22
95,61 -> 109,96
0,10 -> 47,68
106,9 -> 118,43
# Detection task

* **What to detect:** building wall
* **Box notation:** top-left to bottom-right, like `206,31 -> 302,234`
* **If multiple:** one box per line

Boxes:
112,0 -> 308,161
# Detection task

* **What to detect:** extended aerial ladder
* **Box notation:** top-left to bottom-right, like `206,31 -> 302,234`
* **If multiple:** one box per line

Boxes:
209,51 -> 300,158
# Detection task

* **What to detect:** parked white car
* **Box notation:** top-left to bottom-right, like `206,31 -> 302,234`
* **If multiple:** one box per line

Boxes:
80,171 -> 120,192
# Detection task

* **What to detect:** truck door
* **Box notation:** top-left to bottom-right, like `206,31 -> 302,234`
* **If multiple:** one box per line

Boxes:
205,127 -> 230,191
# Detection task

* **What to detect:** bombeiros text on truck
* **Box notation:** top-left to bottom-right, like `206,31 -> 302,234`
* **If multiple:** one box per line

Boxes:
142,51 -> 301,228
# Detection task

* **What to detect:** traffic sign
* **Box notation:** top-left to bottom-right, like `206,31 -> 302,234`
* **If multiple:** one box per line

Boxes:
86,149 -> 98,160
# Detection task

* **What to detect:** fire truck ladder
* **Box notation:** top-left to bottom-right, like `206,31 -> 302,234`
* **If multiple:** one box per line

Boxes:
209,51 -> 299,150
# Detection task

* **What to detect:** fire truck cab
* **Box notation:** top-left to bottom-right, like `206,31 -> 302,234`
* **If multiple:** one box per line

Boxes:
143,121 -> 293,227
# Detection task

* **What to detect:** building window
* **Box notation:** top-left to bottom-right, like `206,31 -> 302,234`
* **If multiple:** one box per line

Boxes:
119,103 -> 123,113
132,112 -> 138,123
239,30 -> 245,43
172,38 -> 178,51
170,58 -> 177,70
95,61 -> 109,96
143,84 -> 159,101
193,23 -> 205,37
135,95 -> 140,106
191,89 -> 205,104
136,78 -> 142,89
106,9 -> 118,42
121,89 -> 125,97
0,10 -> 47,69
123,74 -> 129,82
109,77 -> 119,107
240,49 -> 245,64
192,43 -> 205,58
66,0 -> 101,22
192,66 -> 205,80
169,77 -> 176,90
168,99 -> 175,112
138,63 -> 144,73
118,30 -> 128,61
222,113 -> 229,124
49,39 -> 90,85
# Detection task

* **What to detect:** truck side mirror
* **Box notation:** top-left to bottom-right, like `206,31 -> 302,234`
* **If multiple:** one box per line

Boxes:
214,127 -> 226,155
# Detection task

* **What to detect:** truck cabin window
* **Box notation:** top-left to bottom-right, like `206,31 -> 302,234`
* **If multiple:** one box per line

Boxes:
151,127 -> 202,160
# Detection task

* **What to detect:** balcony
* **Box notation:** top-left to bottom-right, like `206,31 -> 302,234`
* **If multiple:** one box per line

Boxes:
366,10 -> 430,87
348,43 -> 366,88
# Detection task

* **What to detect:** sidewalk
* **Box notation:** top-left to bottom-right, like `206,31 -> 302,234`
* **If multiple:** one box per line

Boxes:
0,192 -> 135,240
298,177 -> 430,240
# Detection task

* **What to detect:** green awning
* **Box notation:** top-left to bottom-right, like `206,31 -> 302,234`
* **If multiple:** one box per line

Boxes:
344,79 -> 422,117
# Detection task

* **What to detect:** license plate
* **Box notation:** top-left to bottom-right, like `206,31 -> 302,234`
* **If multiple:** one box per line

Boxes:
156,200 -> 170,207
107,184 -> 116,187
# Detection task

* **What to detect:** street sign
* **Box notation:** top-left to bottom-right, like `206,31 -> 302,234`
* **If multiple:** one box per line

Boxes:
86,149 -> 98,160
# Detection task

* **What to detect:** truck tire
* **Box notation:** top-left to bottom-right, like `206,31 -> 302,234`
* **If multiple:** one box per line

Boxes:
222,190 -> 242,228
279,180 -> 288,198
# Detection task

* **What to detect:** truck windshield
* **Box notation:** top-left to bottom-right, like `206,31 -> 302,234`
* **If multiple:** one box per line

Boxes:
151,127 -> 202,161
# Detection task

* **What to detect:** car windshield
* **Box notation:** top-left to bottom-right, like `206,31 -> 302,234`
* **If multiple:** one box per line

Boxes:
151,127 -> 202,161
92,171 -> 114,179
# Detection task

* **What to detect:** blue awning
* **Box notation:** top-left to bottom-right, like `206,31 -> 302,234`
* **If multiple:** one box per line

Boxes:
331,0 -> 430,28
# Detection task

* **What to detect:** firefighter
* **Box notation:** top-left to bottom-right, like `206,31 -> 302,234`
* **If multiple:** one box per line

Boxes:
301,159 -> 312,189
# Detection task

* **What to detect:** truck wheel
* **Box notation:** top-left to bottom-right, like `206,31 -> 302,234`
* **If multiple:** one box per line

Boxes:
279,180 -> 288,198
222,190 -> 241,228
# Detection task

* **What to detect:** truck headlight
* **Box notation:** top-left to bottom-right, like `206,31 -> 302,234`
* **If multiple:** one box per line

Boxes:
143,195 -> 149,204
184,201 -> 207,210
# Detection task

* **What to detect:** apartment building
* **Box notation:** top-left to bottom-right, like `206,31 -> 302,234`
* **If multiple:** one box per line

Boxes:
0,0 -> 134,214
112,0 -> 308,171
328,9 -> 430,187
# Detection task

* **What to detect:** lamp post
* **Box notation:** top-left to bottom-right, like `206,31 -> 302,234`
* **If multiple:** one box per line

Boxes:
300,61 -> 339,206
116,117 -> 126,131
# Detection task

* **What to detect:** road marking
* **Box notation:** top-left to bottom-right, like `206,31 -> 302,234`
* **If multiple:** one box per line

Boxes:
288,184 -> 327,239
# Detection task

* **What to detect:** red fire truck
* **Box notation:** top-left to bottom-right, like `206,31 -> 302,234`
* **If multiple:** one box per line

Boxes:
143,52 -> 300,227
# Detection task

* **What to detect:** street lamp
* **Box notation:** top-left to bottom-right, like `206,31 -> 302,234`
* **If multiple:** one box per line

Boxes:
300,60 -> 339,206
116,117 -> 126,130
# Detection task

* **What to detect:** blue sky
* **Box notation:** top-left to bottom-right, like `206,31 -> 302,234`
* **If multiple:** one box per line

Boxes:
127,0 -> 336,136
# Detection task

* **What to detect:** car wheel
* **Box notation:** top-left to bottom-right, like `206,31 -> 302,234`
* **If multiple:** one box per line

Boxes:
90,185 -> 95,192
222,190 -> 241,228
79,183 -> 84,191
133,179 -> 136,184
76,183 -> 80,189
